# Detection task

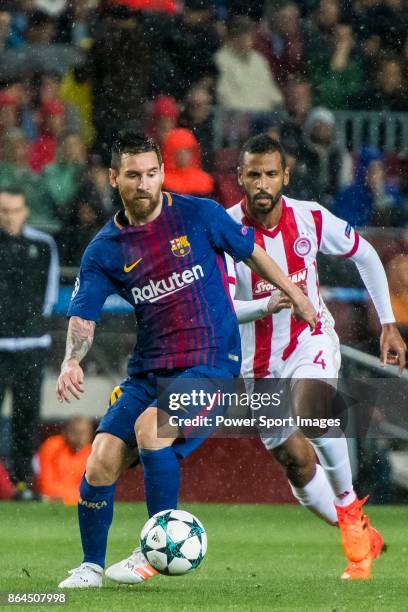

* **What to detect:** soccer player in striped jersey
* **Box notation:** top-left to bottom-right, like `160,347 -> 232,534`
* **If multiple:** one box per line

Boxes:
56,131 -> 316,588
226,134 -> 406,579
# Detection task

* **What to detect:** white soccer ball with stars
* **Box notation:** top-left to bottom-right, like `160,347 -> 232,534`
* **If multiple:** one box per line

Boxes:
140,509 -> 207,576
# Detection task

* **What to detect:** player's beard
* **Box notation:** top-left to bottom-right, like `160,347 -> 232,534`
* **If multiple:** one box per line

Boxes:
251,189 -> 283,215
123,190 -> 161,224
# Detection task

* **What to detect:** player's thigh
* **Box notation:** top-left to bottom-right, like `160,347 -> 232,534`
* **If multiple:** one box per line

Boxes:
283,332 -> 341,381
97,376 -> 156,448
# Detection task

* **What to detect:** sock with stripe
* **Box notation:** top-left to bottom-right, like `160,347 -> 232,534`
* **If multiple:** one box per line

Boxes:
310,437 -> 356,507
78,475 -> 116,568
290,464 -> 338,525
139,446 -> 180,517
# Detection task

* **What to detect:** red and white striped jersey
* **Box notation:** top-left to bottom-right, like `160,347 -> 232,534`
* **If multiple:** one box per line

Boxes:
226,196 -> 360,378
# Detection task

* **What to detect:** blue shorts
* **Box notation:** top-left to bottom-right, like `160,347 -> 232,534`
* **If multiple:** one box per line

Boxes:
96,364 -> 235,458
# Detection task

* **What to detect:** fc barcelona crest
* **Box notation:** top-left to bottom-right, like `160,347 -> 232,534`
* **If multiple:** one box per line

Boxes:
170,235 -> 191,257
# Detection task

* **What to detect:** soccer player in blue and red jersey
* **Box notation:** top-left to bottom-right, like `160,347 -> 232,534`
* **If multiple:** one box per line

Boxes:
56,132 -> 316,588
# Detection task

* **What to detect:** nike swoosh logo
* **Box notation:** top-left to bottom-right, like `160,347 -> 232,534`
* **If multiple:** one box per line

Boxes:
124,258 -> 143,273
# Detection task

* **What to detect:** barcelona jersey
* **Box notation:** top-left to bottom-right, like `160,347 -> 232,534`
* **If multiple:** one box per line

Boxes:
68,192 -> 255,376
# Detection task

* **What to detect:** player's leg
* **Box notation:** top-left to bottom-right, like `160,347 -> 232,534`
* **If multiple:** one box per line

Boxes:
59,377 -> 156,588
105,407 -> 178,585
135,406 -> 179,517
269,431 -> 337,526
58,432 -> 127,589
291,377 -> 383,578
106,365 -> 234,585
10,349 -> 45,490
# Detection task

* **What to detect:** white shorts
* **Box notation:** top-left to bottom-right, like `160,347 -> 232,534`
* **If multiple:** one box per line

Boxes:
258,330 -> 341,451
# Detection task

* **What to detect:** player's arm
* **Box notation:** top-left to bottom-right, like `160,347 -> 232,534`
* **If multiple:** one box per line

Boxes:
225,253 -> 291,324
317,206 -> 406,373
56,316 -> 96,403
349,238 -> 406,374
245,244 -> 317,328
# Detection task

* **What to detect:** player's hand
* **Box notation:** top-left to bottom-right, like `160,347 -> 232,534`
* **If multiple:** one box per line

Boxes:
291,288 -> 317,329
56,359 -> 85,403
380,323 -> 406,375
267,292 -> 292,314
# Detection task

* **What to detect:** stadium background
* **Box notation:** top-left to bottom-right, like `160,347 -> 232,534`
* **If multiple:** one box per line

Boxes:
0,0 -> 407,506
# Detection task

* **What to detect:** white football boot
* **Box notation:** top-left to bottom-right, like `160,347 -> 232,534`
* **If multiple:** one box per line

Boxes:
58,563 -> 103,588
105,547 -> 158,584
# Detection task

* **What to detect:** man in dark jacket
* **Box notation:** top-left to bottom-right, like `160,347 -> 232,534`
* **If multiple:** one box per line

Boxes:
0,186 -> 59,496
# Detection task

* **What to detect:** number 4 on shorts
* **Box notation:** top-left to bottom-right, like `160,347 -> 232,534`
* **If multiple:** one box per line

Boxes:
313,350 -> 326,369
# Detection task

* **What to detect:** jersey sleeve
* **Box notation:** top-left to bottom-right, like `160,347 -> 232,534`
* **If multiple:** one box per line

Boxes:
317,206 -> 360,258
67,241 -> 117,323
201,199 -> 255,262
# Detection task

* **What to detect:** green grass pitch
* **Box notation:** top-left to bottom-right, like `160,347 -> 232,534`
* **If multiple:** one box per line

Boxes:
1,503 -> 407,611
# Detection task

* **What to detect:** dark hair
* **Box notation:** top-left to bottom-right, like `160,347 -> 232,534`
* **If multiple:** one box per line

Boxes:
0,185 -> 26,199
239,133 -> 287,169
111,131 -> 162,170
227,15 -> 253,37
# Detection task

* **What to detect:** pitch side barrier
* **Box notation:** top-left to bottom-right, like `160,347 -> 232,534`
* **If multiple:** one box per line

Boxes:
340,344 -> 408,441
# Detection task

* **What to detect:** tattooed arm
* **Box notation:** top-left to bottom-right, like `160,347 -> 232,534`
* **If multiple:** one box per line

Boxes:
56,316 -> 96,403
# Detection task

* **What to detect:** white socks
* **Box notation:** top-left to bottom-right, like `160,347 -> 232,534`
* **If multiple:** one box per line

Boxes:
310,436 -> 356,507
290,464 -> 338,525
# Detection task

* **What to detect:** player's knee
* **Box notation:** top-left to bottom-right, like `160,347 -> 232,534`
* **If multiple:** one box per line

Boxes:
272,438 -> 315,484
85,436 -> 123,485
135,407 -> 174,450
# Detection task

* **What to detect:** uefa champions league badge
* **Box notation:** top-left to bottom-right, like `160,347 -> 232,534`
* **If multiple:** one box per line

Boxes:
293,236 -> 312,257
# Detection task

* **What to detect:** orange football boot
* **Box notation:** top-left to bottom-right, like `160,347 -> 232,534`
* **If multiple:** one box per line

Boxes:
337,496 -> 385,580
336,495 -> 371,563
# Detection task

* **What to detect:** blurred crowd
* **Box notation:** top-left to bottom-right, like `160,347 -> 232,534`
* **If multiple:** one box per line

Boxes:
0,0 -> 407,267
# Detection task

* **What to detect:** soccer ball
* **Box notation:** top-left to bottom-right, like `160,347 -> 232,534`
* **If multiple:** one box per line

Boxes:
140,509 -> 207,576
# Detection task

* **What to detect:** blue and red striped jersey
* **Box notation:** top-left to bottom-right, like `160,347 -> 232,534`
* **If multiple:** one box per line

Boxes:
68,192 -> 255,376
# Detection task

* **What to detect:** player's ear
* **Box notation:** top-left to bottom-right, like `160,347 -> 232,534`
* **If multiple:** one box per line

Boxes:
283,165 -> 290,187
160,163 -> 165,183
109,168 -> 118,188
237,166 -> 243,187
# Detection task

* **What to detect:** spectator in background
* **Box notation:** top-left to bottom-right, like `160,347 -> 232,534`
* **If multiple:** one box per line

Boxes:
0,128 -> 55,231
0,9 -> 12,51
86,4 -> 153,161
333,147 -> 403,228
351,0 -> 408,56
38,71 -> 81,134
180,85 -> 214,171
147,95 -> 179,146
24,9 -> 57,45
254,0 -> 304,84
35,416 -> 93,505
29,99 -> 66,172
352,56 -> 407,112
0,186 -> 59,499
87,153 -> 113,215
309,22 -> 363,109
42,131 -> 87,217
215,16 -> 283,114
280,78 -> 312,150
302,106 -> 352,208
162,127 -> 213,196
152,0 -> 219,99
304,0 -> 341,61
0,92 -> 18,157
